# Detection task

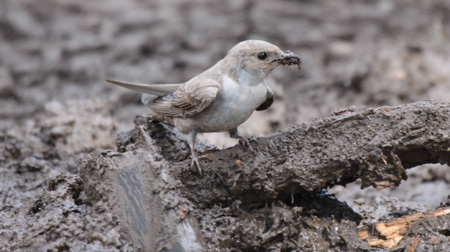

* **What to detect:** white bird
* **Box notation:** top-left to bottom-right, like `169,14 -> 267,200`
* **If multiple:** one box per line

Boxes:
106,40 -> 300,173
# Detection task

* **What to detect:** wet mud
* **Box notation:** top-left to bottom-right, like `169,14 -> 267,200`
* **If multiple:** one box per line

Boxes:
81,105 -> 450,251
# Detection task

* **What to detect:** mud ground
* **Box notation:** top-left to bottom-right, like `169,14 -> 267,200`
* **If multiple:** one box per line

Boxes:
1,0 -> 450,251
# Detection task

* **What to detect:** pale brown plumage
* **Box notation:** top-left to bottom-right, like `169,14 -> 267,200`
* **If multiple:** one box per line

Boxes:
148,80 -> 221,118
106,40 -> 301,174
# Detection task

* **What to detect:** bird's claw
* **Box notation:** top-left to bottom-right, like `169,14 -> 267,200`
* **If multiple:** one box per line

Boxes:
191,157 -> 202,175
238,136 -> 255,153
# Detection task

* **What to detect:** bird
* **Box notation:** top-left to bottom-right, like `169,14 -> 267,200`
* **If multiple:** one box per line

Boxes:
106,40 -> 301,174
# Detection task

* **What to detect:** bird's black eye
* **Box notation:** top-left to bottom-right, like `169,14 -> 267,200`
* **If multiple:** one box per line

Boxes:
257,52 -> 267,60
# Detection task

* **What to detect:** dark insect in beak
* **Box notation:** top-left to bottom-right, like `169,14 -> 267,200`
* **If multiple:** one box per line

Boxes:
272,50 -> 302,75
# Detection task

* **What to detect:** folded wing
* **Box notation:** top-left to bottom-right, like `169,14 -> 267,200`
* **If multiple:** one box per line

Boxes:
148,80 -> 221,118
256,81 -> 274,111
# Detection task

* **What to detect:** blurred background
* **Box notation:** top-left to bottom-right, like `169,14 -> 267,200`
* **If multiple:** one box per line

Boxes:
2,0 -> 450,131
1,0 -> 450,218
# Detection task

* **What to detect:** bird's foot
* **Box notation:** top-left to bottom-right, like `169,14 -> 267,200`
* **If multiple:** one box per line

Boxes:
186,131 -> 203,175
236,136 -> 255,153
229,128 -> 255,153
190,156 -> 202,175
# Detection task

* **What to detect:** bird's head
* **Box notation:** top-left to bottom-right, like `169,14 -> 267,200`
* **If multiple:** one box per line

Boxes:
223,40 -> 301,85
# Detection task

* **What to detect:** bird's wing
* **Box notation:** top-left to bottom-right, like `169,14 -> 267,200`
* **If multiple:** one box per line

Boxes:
105,79 -> 182,96
256,81 -> 274,111
148,79 -> 221,118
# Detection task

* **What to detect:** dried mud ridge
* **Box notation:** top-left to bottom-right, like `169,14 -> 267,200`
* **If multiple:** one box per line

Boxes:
81,100 -> 450,251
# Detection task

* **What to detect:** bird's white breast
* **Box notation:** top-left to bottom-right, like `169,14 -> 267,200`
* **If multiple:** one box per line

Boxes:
184,74 -> 268,133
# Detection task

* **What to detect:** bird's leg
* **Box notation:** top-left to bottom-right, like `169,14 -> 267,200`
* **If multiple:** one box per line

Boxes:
187,131 -> 202,174
229,128 -> 254,152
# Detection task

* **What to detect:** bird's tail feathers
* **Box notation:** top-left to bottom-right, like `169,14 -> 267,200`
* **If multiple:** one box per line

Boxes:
105,79 -> 181,96
141,94 -> 157,105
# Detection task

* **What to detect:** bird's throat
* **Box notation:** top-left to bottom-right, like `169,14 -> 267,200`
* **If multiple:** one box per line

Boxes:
238,69 -> 266,86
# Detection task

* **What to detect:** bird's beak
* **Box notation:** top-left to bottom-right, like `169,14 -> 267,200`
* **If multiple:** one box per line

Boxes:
272,50 -> 302,74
